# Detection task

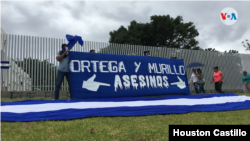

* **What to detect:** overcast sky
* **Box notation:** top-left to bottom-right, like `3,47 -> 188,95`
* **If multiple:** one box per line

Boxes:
1,1 -> 250,54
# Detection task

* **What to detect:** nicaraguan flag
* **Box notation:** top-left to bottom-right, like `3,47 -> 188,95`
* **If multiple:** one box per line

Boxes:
65,34 -> 84,50
1,93 -> 250,121
1,61 -> 10,69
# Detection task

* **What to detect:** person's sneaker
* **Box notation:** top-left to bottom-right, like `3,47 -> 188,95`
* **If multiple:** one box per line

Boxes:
52,98 -> 58,100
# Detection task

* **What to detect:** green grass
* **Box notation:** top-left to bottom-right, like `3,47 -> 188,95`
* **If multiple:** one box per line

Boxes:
1,93 -> 250,141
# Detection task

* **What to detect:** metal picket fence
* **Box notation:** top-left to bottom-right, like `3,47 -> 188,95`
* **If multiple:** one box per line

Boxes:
1,34 -> 250,92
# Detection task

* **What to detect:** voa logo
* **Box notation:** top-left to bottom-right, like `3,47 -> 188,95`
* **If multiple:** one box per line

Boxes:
220,7 -> 238,25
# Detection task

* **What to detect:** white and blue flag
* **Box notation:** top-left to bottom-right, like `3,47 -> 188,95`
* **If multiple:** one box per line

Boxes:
1,93 -> 250,121
1,61 -> 10,69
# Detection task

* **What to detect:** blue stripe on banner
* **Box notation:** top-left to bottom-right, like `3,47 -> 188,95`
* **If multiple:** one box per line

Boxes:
1,93 -> 250,121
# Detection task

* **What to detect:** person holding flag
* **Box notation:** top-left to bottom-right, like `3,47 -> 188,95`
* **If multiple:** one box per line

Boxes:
53,35 -> 83,100
54,44 -> 71,100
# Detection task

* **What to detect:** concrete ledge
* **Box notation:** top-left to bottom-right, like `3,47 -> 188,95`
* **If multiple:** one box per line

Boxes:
1,89 -> 244,99
1,91 -> 70,99
189,89 -> 244,94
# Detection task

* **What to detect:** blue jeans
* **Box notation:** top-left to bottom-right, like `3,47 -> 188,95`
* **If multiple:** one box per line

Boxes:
193,83 -> 199,94
198,83 -> 206,94
54,70 -> 71,99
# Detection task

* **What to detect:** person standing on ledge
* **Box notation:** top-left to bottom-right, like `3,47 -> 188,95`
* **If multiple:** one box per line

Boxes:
54,44 -> 71,100
242,71 -> 250,93
211,66 -> 224,93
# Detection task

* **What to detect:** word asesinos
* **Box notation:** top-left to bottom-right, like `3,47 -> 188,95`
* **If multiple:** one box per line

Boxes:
114,75 -> 169,91
70,60 -> 186,75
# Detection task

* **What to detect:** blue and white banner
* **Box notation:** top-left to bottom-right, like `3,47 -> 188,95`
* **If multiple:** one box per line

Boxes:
69,52 -> 190,99
1,93 -> 250,121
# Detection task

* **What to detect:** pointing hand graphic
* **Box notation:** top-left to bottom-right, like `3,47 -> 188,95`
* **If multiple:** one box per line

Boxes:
171,76 -> 186,89
82,74 -> 110,91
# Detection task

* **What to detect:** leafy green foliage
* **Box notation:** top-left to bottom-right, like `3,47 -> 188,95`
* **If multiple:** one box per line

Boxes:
224,50 -> 238,54
109,15 -> 201,50
204,48 -> 219,52
242,39 -> 250,51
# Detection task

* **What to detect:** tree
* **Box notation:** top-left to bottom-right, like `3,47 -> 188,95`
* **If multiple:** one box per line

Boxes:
242,39 -> 250,51
203,48 -> 239,54
204,48 -> 219,52
224,50 -> 238,54
109,15 -> 201,50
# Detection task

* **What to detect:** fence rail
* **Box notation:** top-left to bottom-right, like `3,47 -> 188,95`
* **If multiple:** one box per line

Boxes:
1,34 -> 250,92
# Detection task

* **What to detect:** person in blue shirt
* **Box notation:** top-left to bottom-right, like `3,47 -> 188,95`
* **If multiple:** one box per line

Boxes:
53,44 -> 71,100
242,71 -> 250,93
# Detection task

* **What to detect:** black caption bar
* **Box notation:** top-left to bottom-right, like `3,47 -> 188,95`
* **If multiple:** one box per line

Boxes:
169,125 -> 249,141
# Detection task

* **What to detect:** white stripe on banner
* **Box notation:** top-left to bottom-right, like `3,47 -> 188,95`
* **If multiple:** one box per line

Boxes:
2,96 -> 250,113
0,64 -> 10,67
